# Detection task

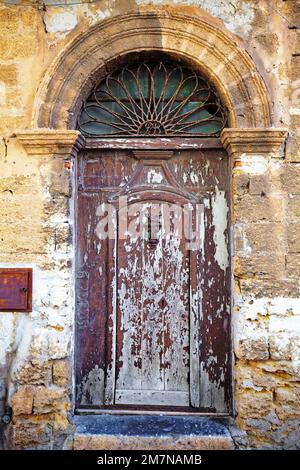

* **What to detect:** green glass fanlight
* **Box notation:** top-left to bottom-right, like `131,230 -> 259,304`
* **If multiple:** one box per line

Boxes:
77,62 -> 227,137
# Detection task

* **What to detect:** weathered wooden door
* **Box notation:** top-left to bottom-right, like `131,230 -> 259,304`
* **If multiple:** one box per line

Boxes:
75,138 -> 231,413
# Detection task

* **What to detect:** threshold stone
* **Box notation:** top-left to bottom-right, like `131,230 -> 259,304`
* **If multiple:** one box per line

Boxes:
73,415 -> 234,450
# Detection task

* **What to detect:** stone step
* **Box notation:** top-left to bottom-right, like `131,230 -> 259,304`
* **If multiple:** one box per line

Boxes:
73,415 -> 235,450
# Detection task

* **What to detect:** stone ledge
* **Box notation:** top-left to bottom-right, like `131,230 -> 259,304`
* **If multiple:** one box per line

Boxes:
15,129 -> 85,157
73,415 -> 235,450
221,128 -> 288,158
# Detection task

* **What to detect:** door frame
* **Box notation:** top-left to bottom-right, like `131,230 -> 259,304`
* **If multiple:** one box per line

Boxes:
74,136 -> 233,416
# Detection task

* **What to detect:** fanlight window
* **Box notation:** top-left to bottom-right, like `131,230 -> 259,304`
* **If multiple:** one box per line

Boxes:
77,61 -> 228,137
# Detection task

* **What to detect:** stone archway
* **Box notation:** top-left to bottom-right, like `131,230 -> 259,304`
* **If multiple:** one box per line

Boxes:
31,8 -> 272,131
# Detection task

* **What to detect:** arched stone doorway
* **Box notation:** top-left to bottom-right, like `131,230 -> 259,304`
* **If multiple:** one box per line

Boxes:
16,7 -> 286,420
32,9 -> 271,129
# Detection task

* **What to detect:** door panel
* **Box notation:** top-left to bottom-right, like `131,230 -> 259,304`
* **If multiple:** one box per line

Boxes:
115,201 -> 191,406
75,142 -> 231,412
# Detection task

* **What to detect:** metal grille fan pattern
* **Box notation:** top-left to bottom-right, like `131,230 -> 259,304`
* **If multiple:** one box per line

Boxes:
77,62 -> 228,136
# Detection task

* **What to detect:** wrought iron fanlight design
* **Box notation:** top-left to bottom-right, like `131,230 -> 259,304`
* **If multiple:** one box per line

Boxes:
77,62 -> 228,137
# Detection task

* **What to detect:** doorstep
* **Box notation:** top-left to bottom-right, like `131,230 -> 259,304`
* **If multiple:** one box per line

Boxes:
73,415 -> 235,450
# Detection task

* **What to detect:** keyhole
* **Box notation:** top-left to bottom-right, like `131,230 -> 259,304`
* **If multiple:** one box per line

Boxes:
147,214 -> 158,247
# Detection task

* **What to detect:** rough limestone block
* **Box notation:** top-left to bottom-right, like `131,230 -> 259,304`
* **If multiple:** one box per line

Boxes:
287,222 -> 300,252
236,334 -> 269,361
275,388 -> 300,420
281,166 -> 300,194
236,390 -> 273,419
53,360 -> 71,387
244,223 -> 285,252
11,386 -> 34,416
286,254 -> 300,277
33,386 -> 69,415
234,195 -> 284,223
10,421 -> 52,450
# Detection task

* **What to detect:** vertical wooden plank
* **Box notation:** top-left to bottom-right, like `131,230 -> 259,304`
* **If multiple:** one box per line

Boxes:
104,214 -> 117,405
76,172 -> 108,406
140,215 -> 165,392
198,187 -> 230,413
173,149 -> 230,413
115,202 -> 144,394
163,204 -> 189,394
189,202 -> 204,408
76,150 -> 138,407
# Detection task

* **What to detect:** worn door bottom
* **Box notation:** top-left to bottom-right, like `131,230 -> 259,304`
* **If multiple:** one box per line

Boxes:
76,408 -> 230,417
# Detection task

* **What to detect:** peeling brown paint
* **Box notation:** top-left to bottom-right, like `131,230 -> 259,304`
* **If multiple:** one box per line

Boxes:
76,140 -> 231,412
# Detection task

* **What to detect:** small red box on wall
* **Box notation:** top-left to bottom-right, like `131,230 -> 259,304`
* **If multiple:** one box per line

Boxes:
0,268 -> 32,312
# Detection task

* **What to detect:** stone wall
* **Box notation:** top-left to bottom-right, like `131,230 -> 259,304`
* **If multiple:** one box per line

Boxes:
222,129 -> 300,449
0,135 -> 76,448
0,0 -> 299,449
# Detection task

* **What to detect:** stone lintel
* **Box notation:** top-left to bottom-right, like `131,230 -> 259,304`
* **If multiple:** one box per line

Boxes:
221,128 -> 288,159
15,129 -> 85,158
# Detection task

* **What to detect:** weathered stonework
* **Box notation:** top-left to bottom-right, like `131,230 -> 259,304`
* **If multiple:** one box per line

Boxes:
220,127 -> 300,447
0,0 -> 299,450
